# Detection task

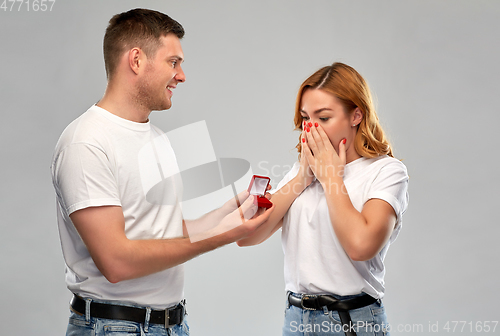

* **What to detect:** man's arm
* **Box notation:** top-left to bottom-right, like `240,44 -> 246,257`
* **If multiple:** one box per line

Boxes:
70,195 -> 273,284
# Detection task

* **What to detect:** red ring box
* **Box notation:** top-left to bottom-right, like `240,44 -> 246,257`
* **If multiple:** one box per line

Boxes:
247,175 -> 273,209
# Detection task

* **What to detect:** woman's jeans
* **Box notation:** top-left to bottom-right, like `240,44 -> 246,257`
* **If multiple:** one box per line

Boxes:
283,292 -> 390,336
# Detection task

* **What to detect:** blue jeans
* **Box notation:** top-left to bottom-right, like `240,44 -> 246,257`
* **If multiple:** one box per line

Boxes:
283,292 -> 390,336
66,298 -> 189,336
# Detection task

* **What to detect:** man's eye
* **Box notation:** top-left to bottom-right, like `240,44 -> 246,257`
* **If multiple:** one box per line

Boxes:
171,61 -> 177,68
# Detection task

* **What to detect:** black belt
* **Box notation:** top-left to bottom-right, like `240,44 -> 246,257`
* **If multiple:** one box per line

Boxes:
288,292 -> 377,336
70,294 -> 185,328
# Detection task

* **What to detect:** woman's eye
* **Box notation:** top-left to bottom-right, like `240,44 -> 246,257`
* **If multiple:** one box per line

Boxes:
301,116 -> 309,120
320,117 -> 329,121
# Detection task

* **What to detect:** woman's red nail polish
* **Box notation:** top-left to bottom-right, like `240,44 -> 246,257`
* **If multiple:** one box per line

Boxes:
306,127 -> 310,132
303,121 -> 306,126
302,138 -> 306,143
314,122 -> 318,127
342,138 -> 346,144
308,122 -> 313,127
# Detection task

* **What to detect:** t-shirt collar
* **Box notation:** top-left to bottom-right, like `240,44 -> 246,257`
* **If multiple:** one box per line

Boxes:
91,105 -> 151,132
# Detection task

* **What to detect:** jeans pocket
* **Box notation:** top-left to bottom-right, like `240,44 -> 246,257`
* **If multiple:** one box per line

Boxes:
284,296 -> 292,317
369,302 -> 389,336
103,322 -> 141,335
328,304 -> 388,336
327,310 -> 342,325
181,319 -> 190,335
67,312 -> 95,336
370,305 -> 385,318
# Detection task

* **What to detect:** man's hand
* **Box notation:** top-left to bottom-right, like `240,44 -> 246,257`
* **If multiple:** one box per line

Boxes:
220,184 -> 272,216
187,190 -> 274,243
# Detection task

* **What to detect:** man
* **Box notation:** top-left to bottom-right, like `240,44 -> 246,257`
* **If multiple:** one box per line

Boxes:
51,8 -> 273,335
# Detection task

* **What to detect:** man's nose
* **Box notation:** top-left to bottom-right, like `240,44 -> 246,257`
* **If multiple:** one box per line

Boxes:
175,65 -> 186,83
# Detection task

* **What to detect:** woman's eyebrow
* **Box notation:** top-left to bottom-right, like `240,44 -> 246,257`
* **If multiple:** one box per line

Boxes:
300,108 -> 333,115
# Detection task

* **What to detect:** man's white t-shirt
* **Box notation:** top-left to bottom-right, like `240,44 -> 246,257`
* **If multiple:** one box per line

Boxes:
276,155 -> 409,299
51,105 -> 184,309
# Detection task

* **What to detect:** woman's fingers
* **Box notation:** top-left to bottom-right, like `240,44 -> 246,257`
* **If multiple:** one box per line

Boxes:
310,122 -> 327,151
314,124 -> 334,153
304,123 -> 320,154
301,132 -> 315,165
338,138 -> 347,166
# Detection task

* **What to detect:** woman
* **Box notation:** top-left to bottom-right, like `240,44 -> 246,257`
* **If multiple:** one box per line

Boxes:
238,62 -> 409,336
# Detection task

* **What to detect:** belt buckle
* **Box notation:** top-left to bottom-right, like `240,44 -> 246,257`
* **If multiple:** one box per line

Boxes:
300,294 -> 317,311
164,307 -> 176,329
165,301 -> 185,329
164,308 -> 170,329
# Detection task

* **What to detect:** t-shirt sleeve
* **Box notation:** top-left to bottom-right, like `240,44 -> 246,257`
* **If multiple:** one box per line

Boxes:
366,160 -> 409,227
52,143 -> 122,215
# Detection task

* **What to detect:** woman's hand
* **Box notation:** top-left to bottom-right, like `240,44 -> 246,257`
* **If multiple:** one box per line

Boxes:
298,126 -> 315,188
302,122 -> 346,186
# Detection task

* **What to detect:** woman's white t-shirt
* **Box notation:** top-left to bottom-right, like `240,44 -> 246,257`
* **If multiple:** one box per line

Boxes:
275,155 -> 409,299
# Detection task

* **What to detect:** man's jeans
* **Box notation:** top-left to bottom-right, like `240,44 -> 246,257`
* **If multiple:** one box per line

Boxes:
66,298 -> 189,336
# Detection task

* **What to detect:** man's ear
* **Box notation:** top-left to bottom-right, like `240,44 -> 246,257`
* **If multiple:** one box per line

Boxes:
128,48 -> 143,75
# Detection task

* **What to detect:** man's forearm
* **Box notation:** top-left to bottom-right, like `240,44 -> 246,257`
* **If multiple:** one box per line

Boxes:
183,207 -> 226,239
106,231 -> 238,283
71,197 -> 271,284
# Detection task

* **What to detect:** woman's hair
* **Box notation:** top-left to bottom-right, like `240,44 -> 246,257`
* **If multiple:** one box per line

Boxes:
294,62 -> 393,158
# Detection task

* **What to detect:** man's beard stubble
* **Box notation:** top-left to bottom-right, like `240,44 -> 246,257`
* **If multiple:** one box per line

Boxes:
135,75 -> 171,112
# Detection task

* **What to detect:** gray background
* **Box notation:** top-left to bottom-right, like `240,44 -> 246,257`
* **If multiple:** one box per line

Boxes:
1,0 -> 499,335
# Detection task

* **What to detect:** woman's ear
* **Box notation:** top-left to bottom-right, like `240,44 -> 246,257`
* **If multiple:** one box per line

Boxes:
352,107 -> 363,127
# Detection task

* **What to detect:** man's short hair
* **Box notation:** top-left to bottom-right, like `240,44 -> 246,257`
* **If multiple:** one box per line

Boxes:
103,8 -> 185,79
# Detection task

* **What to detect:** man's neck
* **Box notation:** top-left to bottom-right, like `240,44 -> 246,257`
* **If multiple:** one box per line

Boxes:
97,83 -> 151,123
